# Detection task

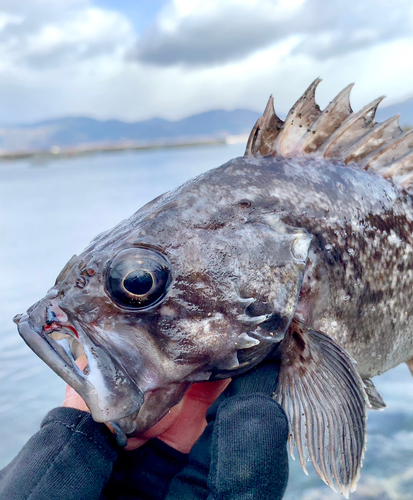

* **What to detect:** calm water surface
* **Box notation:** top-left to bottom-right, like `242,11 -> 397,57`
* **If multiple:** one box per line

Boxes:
1,144 -> 413,499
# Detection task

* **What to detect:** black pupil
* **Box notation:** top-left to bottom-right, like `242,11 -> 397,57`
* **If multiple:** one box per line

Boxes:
124,270 -> 153,296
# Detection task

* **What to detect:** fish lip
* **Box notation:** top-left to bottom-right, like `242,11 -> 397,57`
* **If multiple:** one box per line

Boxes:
18,313 -> 86,389
17,313 -> 144,423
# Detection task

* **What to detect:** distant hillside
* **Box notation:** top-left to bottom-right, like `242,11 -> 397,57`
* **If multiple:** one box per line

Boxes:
375,96 -> 413,128
0,95 -> 411,154
0,109 -> 261,152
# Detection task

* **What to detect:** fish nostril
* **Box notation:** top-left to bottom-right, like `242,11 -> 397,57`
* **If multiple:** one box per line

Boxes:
45,308 -> 57,325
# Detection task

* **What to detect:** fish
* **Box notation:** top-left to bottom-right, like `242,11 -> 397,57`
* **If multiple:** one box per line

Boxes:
14,78 -> 413,497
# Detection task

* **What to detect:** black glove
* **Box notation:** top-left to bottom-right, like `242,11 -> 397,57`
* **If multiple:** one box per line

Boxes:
0,360 -> 288,500
166,359 -> 289,500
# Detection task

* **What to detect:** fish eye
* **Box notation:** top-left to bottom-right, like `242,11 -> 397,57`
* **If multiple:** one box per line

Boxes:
105,248 -> 171,309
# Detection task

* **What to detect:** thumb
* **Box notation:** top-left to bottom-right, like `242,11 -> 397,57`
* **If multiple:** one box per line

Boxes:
62,354 -> 90,413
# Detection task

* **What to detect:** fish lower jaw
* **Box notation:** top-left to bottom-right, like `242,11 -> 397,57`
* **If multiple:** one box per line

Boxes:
45,327 -> 89,374
18,313 -> 145,423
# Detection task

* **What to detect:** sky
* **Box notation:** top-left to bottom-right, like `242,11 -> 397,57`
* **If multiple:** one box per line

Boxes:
0,0 -> 412,124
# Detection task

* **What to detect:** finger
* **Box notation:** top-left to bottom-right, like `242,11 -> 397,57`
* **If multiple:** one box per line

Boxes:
62,354 -> 90,412
158,379 -> 230,453
125,380 -> 231,452
185,378 -> 231,406
124,398 -> 186,451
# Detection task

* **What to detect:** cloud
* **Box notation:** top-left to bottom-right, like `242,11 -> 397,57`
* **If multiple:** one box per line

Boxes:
0,1 -> 134,69
0,0 -> 138,123
134,0 -> 413,66
0,0 -> 411,127
133,0 -> 303,66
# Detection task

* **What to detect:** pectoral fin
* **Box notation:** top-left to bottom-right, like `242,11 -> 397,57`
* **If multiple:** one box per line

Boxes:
274,318 -> 369,497
362,378 -> 386,410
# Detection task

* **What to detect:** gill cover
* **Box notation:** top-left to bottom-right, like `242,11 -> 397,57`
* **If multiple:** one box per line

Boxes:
209,217 -> 312,377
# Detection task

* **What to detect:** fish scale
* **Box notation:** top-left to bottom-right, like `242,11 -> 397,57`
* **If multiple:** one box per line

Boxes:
15,79 -> 413,497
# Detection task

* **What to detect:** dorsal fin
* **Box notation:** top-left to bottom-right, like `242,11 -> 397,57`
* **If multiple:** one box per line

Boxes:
361,129 -> 413,172
344,115 -> 403,164
245,96 -> 284,156
320,96 -> 384,159
245,81 -> 413,192
276,78 -> 322,156
302,83 -> 354,154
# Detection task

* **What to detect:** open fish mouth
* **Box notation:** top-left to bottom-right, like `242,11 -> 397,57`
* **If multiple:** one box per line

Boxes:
15,312 -> 144,445
43,322 -> 88,372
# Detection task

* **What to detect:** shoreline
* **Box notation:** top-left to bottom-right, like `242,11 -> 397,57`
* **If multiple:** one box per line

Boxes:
0,135 -> 248,162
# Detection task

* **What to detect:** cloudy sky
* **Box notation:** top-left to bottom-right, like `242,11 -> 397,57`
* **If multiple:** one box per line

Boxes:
0,0 -> 412,124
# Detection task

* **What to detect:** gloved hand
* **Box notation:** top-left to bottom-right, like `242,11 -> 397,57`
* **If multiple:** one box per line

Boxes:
0,357 -> 288,500
165,359 -> 289,500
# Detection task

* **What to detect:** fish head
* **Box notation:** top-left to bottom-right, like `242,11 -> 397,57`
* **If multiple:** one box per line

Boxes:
15,161 -> 311,437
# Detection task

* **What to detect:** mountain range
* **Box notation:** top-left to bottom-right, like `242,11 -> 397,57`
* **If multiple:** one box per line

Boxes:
0,109 -> 261,152
375,96 -> 413,127
0,95 -> 411,153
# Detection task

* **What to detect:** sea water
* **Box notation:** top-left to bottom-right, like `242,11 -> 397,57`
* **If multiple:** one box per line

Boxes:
1,144 -> 413,499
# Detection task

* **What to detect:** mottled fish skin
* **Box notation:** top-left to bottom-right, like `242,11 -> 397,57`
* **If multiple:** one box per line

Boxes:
17,155 -> 313,432
15,80 -> 413,495
270,157 -> 413,379
19,155 -> 413,416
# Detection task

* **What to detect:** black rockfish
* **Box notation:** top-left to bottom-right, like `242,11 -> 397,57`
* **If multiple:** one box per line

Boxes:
14,79 -> 413,496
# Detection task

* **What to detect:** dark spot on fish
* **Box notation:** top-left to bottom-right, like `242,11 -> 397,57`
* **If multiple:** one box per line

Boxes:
372,250 -> 381,261
357,283 -> 384,310
238,200 -> 252,209
313,266 -> 323,281
366,212 -> 412,241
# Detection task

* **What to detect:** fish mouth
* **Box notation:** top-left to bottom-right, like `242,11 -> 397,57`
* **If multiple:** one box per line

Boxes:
17,312 -> 145,443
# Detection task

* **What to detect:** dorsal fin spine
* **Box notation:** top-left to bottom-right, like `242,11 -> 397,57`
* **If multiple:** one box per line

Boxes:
381,148 -> 413,178
245,95 -> 284,157
362,129 -> 413,172
246,81 -> 413,191
344,114 -> 403,164
302,83 -> 354,154
320,96 -> 384,159
276,78 -> 322,156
